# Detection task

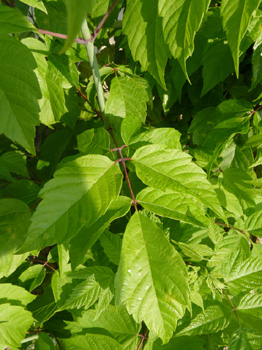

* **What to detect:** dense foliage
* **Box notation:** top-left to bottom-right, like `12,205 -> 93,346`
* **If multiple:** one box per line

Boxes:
1,0 -> 262,349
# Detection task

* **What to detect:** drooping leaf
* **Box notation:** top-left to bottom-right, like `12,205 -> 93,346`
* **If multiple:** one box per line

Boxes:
115,212 -> 190,343
252,43 -> 262,89
123,0 -> 169,88
159,0 -> 211,78
221,0 -> 261,76
62,0 -> 95,53
19,155 -> 122,253
18,264 -> 46,292
35,333 -> 56,350
0,34 -> 40,153
132,144 -> 225,219
105,76 -> 149,122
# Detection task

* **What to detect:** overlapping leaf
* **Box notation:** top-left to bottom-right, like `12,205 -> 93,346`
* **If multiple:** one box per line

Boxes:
132,144 -> 225,219
19,155 -> 122,252
115,212 -> 190,343
62,334 -> 123,350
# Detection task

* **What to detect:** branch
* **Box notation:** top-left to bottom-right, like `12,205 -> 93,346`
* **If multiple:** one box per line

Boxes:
214,220 -> 253,247
137,329 -> 148,350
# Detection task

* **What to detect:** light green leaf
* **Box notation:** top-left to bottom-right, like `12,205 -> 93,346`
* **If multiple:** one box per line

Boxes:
132,144 -> 225,219
0,34 -> 40,153
62,334 -> 123,350
237,293 -> 262,318
22,38 -> 69,126
100,230 -> 122,265
0,304 -> 34,348
159,0 -> 211,78
0,6 -> 36,33
68,305 -> 139,349
123,0 -> 169,88
0,283 -> 35,306
129,127 -> 182,151
221,0 -> 261,76
137,187 -> 209,227
19,155 -> 122,253
229,328 -> 262,350
52,266 -> 114,311
224,256 -> 262,295
77,127 -> 111,155
177,242 -> 214,262
177,303 -> 232,336
19,0 -> 47,13
62,0 -> 95,53
18,265 -> 46,292
115,212 -> 190,343
69,196 -> 131,270
105,76 -> 149,122
94,287 -> 114,320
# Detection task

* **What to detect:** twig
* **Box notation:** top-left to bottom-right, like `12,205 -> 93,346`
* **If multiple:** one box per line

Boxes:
214,220 -> 253,247
38,0 -> 119,46
137,329 -> 148,350
75,86 -> 104,121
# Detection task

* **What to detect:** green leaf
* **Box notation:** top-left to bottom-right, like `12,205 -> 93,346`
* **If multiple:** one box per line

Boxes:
62,0 -> 95,53
22,38 -> 69,127
176,302 -> 232,336
132,144 -> 225,219
0,304 -> 34,348
0,199 -> 31,277
18,265 -> 46,292
0,283 -> 35,306
201,39 -> 234,96
77,127 -> 111,155
137,187 -> 209,227
35,333 -> 56,350
229,328 -> 262,350
19,0 -> 47,13
52,266 -> 114,311
144,335 -> 205,350
245,208 -> 262,236
159,0 -> 211,78
100,230 -> 122,265
221,0 -> 261,76
66,304 -> 140,349
224,256 -> 262,295
69,196 -> 131,270
0,6 -> 36,33
0,151 -> 28,178
62,334 -> 123,350
115,212 -> 190,343
252,43 -> 262,89
237,293 -> 262,318
0,34 -> 40,153
123,0 -> 169,88
19,155 -> 122,252
105,76 -> 149,122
